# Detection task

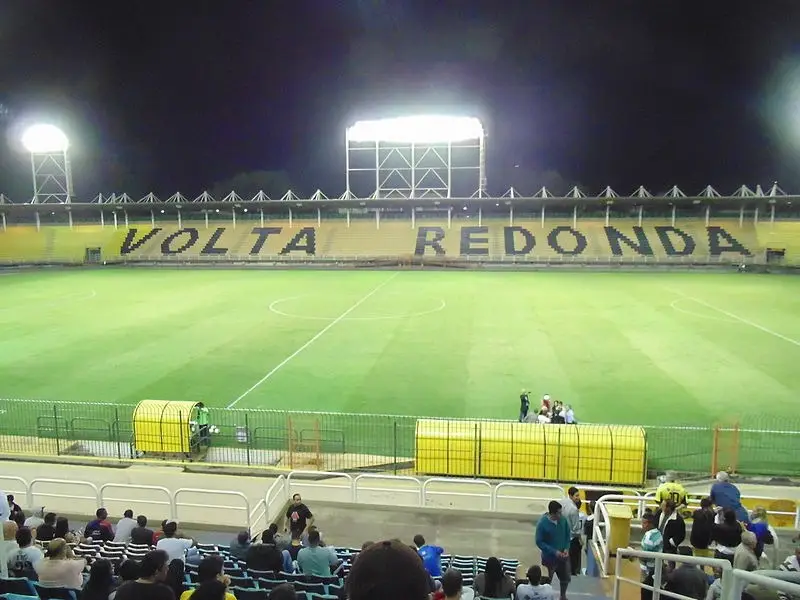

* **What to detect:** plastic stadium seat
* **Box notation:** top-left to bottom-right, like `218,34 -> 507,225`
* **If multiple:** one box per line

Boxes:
281,573 -> 304,582
294,582 -> 325,595
296,593 -> 307,600
0,594 -> 39,600
197,544 -> 219,552
229,576 -> 256,588
305,575 -> 339,585
225,567 -> 245,578
307,594 -> 339,600
247,569 -> 275,580
0,579 -> 36,597
31,584 -> 78,600
233,590 -> 269,600
257,579 -> 284,591
327,584 -> 344,597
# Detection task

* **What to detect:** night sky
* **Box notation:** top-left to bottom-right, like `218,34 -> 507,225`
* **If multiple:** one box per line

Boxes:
3,0 -> 800,200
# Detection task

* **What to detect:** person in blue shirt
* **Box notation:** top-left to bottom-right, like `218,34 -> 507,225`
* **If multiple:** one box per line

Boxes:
536,501 -> 571,600
413,534 -> 444,577
710,472 -> 749,523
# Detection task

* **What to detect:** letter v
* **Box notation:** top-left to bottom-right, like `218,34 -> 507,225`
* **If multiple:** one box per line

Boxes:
120,228 -> 162,254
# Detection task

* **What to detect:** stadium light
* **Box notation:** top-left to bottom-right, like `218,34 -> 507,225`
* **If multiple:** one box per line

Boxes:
20,123 -> 73,204
21,124 -> 69,153
346,115 -> 484,144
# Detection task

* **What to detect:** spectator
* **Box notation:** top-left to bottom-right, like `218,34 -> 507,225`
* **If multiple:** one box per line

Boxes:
734,531 -> 759,572
85,508 -> 115,542
118,559 -> 140,584
562,487 -> 583,575
82,558 -> 116,600
747,507 -> 774,562
565,405 -> 576,424
154,520 -> 169,543
36,512 -> 58,541
346,540 -> 431,600
267,523 -> 289,552
115,510 -> 137,543
5,494 -> 21,521
131,515 -> 156,546
664,548 -> 708,600
711,508 -> 742,565
438,567 -> 475,600
113,549 -> 175,600
536,500 -> 571,600
0,520 -> 19,579
35,538 -> 86,590
287,528 -> 303,562
284,493 -> 313,536
705,567 -> 724,600
229,530 -> 251,560
655,501 -> 686,555
690,498 -> 715,557
297,529 -> 334,577
302,524 -> 326,547
246,533 -> 285,573
189,580 -> 227,600
414,533 -> 444,577
8,526 -> 43,578
156,521 -> 196,563
474,557 -> 515,599
180,555 -> 235,600
710,472 -> 748,523
516,565 -> 554,600
24,506 -> 46,530
269,583 -> 297,600
54,516 -> 79,544
165,559 -> 186,599
639,513 -> 663,600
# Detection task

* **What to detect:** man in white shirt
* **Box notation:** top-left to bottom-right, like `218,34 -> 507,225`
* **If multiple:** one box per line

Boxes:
155,521 -> 196,563
516,566 -> 554,600
24,507 -> 45,530
114,509 -> 137,543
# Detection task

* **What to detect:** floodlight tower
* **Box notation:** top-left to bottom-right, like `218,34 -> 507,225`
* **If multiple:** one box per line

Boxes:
345,115 -> 486,199
21,124 -> 73,204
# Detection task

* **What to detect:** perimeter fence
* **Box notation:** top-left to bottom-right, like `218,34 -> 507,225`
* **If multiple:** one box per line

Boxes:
0,398 -> 796,478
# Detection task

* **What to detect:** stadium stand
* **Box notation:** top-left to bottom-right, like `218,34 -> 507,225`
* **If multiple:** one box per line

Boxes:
0,219 -> 780,264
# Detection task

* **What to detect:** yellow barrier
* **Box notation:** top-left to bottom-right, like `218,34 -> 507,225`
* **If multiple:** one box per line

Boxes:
415,420 -> 646,486
133,399 -> 201,455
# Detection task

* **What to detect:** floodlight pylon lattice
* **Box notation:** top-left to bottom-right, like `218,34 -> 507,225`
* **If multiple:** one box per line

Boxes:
345,116 -> 487,199
28,149 -> 73,204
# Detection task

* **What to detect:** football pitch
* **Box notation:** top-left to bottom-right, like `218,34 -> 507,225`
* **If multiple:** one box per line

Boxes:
1,268 -> 799,473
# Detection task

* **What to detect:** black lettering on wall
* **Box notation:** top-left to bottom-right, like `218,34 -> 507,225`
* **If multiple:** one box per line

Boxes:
414,227 -> 446,256
250,227 -> 282,254
654,226 -> 695,256
279,227 -> 316,255
120,228 -> 162,255
460,226 -> 489,256
503,227 -> 535,255
161,228 -> 199,255
707,226 -> 752,256
547,226 -> 587,255
604,226 -> 654,256
200,228 -> 229,255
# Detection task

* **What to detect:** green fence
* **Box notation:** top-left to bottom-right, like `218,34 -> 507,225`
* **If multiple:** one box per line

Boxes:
0,398 -> 797,478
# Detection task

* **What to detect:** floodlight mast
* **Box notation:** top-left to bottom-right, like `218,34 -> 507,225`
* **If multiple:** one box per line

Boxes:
345,115 -> 486,199
21,124 -> 74,204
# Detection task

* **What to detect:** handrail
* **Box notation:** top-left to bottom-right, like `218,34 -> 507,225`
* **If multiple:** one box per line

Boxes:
353,474 -> 423,506
99,483 -> 174,520
492,481 -> 566,511
422,477 -> 493,511
727,568 -> 800,600
592,493 -> 649,577
265,475 -> 287,523
0,475 -> 29,506
30,478 -> 100,507
286,471 -> 355,501
173,488 -> 250,525
615,547 -> 732,600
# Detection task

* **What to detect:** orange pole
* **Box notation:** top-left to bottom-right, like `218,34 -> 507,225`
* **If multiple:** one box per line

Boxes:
710,425 -> 720,477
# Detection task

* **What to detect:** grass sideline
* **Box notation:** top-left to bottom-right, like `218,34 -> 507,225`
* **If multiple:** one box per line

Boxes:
0,268 -> 798,474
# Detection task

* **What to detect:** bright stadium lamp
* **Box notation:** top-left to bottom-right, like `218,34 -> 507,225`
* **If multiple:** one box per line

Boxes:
20,123 -> 73,204
346,115 -> 484,144
345,115 -> 486,199
21,124 -> 69,153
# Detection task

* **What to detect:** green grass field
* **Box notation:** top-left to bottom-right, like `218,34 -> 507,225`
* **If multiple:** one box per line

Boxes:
1,268 -> 799,473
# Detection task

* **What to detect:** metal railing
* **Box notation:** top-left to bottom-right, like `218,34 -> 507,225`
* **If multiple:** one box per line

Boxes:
614,547 -> 800,600
1,398 -> 799,477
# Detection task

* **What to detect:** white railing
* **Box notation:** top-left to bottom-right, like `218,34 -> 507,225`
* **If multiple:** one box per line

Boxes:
592,494 -> 650,577
173,488 -> 250,527
615,547 -> 800,600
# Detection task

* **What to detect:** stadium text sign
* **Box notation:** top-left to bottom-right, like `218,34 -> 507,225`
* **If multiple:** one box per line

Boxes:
119,225 -> 753,258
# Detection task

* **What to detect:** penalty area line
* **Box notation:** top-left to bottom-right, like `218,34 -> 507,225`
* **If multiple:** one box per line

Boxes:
666,287 -> 800,348
226,272 -> 400,409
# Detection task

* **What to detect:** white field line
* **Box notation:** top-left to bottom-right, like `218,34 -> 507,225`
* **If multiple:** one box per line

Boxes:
226,272 -> 399,409
666,287 -> 800,348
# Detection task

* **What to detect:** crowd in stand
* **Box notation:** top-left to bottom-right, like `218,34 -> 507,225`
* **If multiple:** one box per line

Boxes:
1,473 -> 799,600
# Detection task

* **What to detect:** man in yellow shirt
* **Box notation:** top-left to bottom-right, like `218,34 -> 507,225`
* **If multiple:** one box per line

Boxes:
180,555 -> 235,600
655,472 -> 688,513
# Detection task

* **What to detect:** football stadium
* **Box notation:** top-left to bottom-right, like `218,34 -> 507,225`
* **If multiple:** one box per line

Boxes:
1,116 -> 800,599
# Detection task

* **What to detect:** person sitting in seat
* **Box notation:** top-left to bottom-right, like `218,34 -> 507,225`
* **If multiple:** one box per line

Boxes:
35,512 -> 58,542
8,526 -> 43,579
474,557 -> 515,599
516,565 -> 554,600
229,530 -> 251,561
34,538 -> 86,590
297,529 -> 336,577
180,555 -> 235,600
